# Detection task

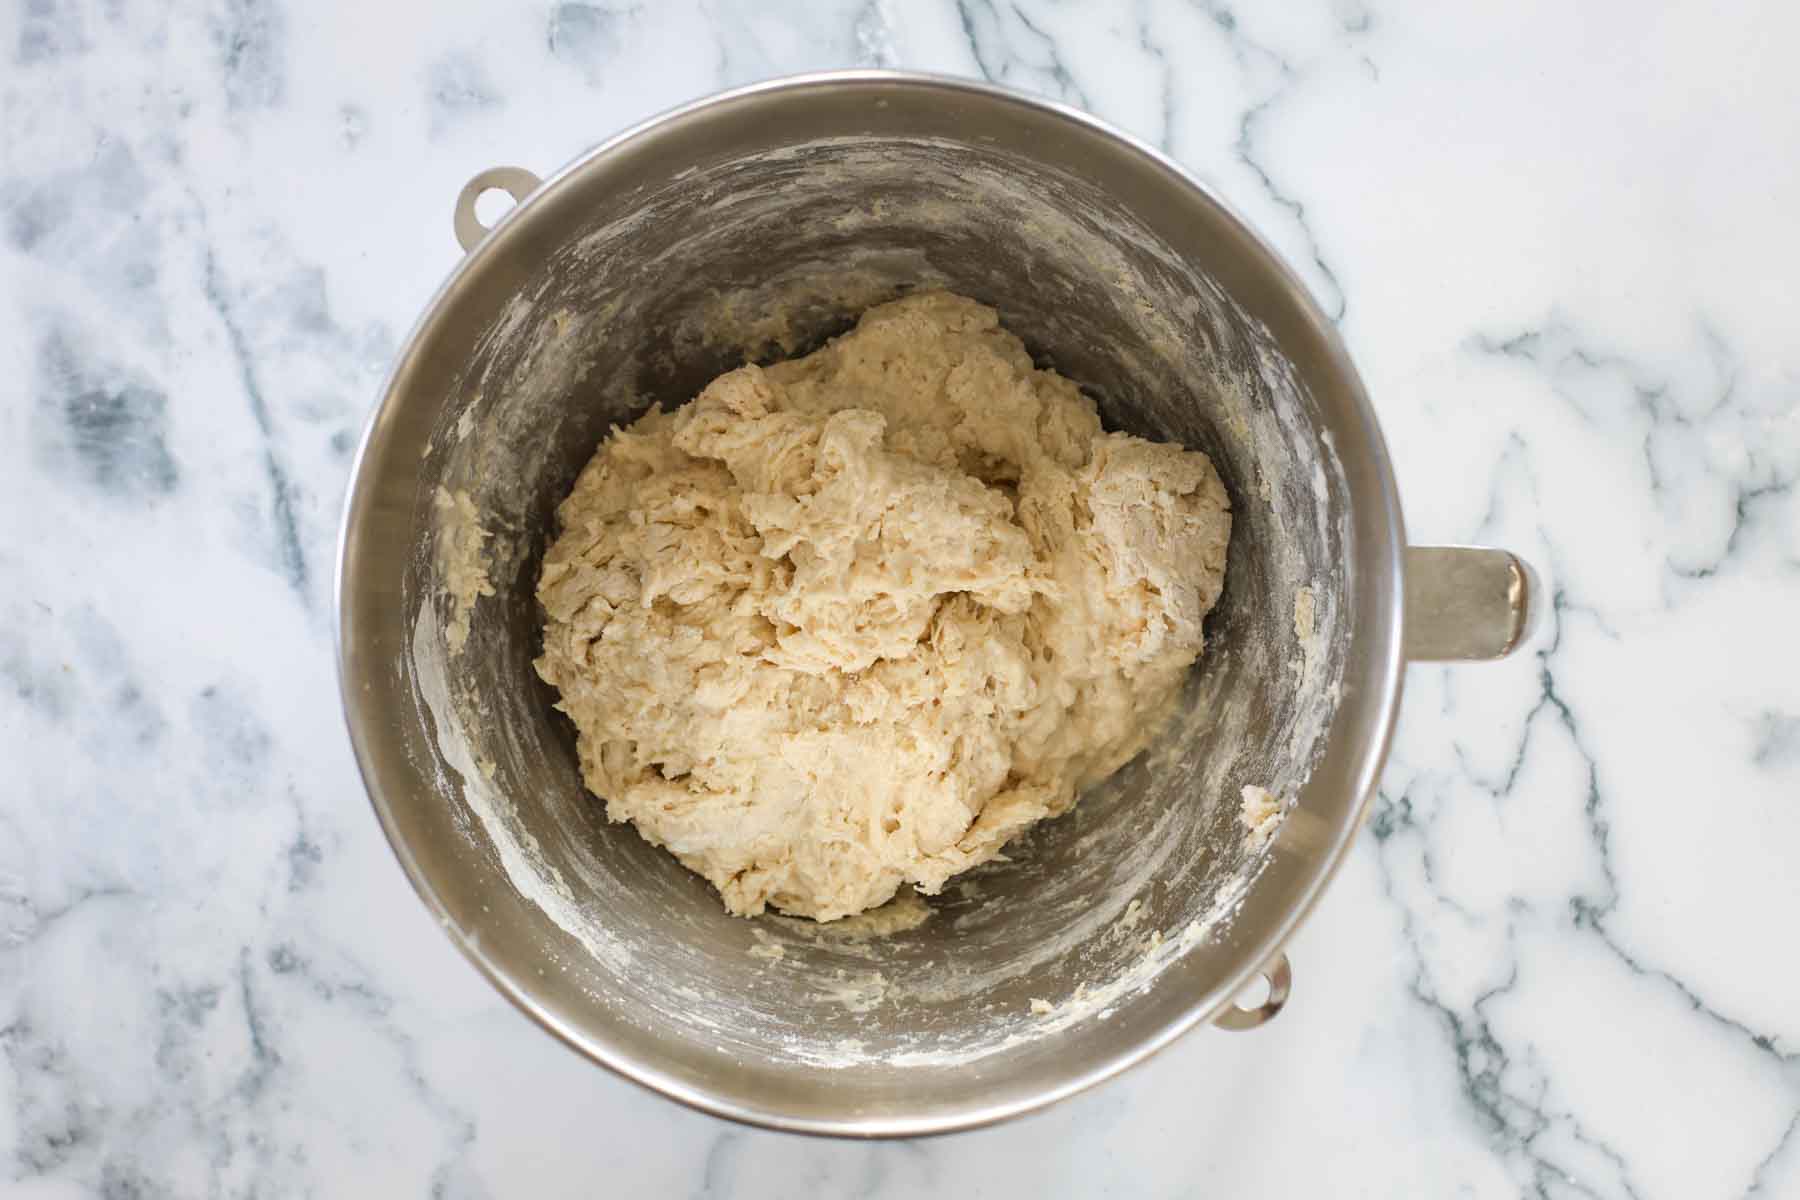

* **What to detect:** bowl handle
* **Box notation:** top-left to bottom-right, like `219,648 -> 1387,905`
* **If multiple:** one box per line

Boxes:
1404,546 -> 1543,661
1212,952 -> 1293,1031
453,166 -> 543,253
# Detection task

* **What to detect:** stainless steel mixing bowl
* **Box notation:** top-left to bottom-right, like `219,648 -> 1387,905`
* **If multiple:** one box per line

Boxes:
336,71 -> 1537,1136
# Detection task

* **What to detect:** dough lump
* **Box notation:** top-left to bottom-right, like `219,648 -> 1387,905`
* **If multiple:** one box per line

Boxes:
536,293 -> 1230,921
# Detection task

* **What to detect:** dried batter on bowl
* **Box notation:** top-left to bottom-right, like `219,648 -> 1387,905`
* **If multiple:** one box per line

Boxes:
536,292 -> 1230,921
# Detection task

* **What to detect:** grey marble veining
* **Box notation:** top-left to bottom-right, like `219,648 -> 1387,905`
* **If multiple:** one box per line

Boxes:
2,1 -> 1796,1195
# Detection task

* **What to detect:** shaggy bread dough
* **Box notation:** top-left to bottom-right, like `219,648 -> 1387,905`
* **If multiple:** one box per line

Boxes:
536,292 -> 1231,920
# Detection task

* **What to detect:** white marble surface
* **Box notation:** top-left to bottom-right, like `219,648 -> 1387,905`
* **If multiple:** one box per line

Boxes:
3,0 -> 1797,1194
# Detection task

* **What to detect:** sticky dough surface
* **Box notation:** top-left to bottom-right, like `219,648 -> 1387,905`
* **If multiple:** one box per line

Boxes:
536,292 -> 1230,920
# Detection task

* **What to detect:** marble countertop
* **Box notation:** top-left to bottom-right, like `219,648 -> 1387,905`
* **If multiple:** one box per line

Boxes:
5,1 -> 1797,1195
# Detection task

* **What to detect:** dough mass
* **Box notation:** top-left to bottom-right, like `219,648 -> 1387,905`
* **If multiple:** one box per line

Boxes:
536,293 -> 1230,920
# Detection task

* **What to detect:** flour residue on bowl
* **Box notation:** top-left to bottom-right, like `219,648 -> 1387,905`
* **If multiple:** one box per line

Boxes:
397,130 -> 1356,1073
748,928 -> 786,962
1293,585 -> 1317,641
433,486 -> 493,654
820,970 -> 891,1014
1239,785 -> 1285,850
409,602 -> 635,977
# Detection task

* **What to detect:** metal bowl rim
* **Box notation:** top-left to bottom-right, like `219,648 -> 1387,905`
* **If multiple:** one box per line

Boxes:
333,68 -> 1408,1137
